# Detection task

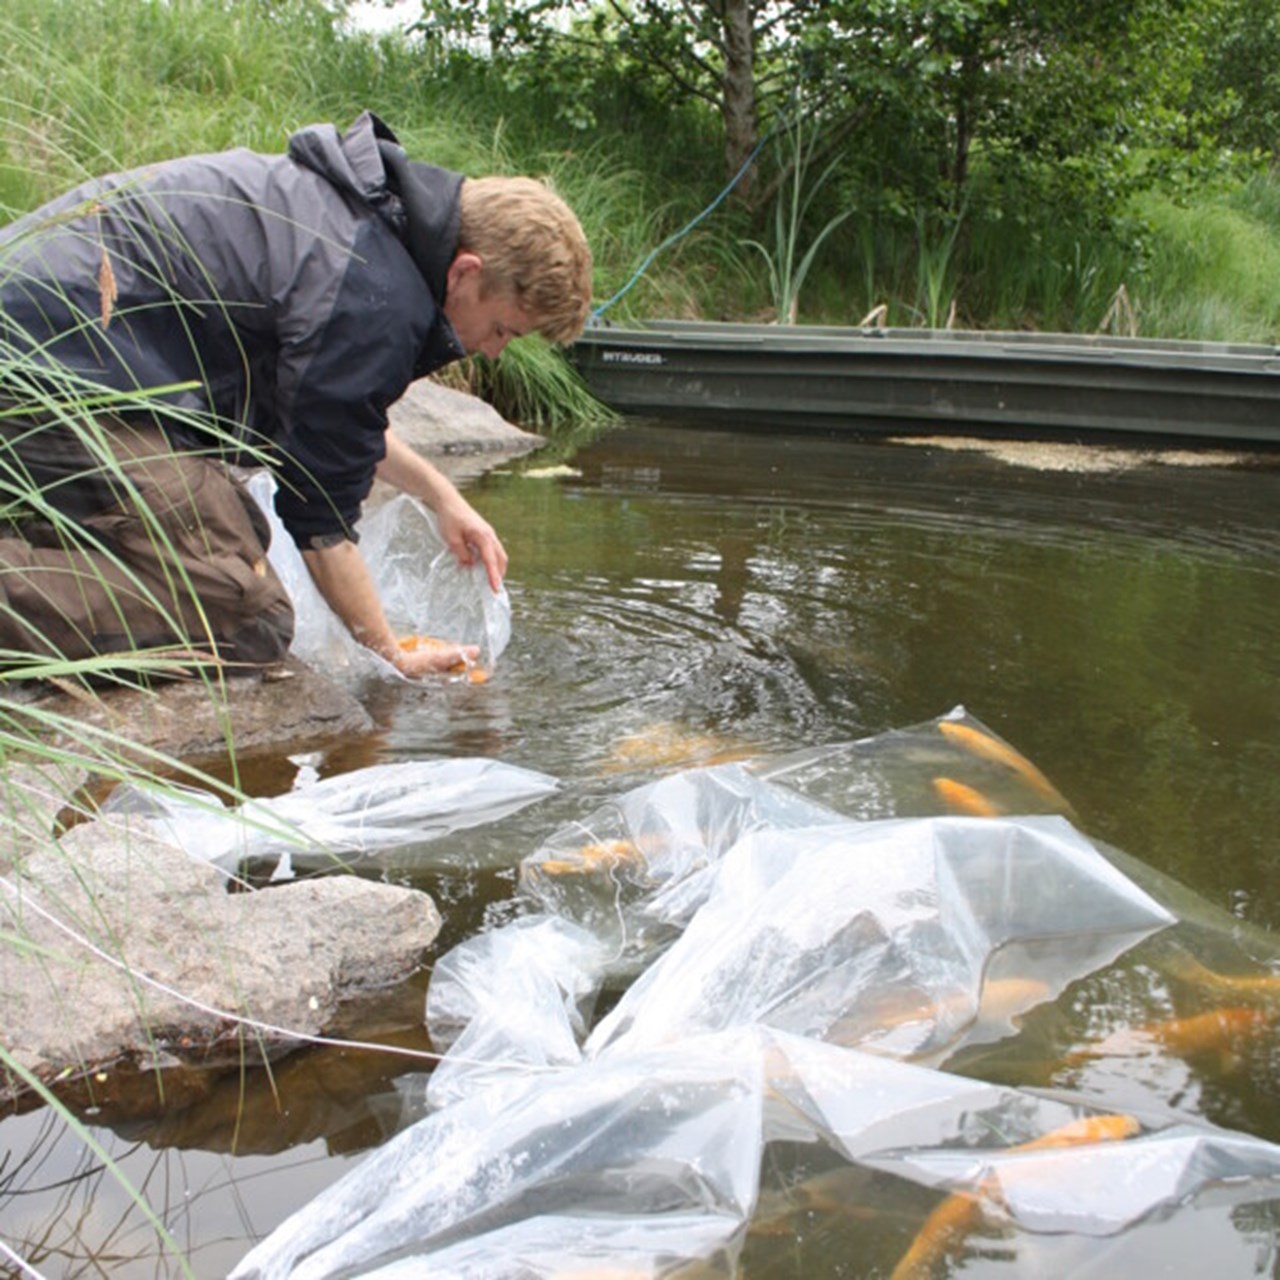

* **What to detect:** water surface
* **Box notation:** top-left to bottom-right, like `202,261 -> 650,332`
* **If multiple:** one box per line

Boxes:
4,421 -> 1280,1276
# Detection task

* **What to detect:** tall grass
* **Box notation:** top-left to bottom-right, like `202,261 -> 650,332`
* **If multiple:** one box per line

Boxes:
16,0 -> 1280,346
741,115 -> 852,325
1126,188 -> 1280,343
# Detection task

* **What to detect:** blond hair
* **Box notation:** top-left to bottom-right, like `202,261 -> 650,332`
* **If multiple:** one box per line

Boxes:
458,176 -> 593,344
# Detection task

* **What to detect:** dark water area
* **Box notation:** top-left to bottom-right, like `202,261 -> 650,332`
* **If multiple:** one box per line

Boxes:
4,421 -> 1280,1276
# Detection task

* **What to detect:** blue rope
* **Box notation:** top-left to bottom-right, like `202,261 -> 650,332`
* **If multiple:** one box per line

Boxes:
590,129 -> 772,322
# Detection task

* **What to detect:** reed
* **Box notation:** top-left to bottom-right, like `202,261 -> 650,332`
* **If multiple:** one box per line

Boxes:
741,113 -> 852,325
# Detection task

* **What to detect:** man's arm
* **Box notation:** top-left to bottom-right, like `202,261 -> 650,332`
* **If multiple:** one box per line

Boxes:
301,539 -> 476,677
376,431 -> 508,591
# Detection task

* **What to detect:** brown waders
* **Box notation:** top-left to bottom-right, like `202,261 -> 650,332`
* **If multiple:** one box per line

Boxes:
0,418 -> 295,671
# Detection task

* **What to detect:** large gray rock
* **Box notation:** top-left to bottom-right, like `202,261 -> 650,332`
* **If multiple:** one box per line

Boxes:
385,377 -> 546,486
0,775 -> 441,1106
388,377 -> 544,457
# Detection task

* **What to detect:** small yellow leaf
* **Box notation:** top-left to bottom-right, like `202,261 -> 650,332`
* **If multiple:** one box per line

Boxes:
97,246 -> 117,329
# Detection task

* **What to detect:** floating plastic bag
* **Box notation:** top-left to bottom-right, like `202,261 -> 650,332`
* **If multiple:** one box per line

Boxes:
235,712 -> 1280,1279
761,703 -> 1077,822
232,1027 -> 1280,1280
585,813 -> 1173,1065
102,758 -> 558,876
424,914 -> 611,1113
246,472 -> 510,680
232,1028 -> 769,1280
518,763 -> 843,975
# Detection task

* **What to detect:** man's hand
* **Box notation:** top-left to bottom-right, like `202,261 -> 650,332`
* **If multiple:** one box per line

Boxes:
395,633 -> 481,678
434,495 -> 508,594
377,431 -> 509,592
302,540 -> 480,680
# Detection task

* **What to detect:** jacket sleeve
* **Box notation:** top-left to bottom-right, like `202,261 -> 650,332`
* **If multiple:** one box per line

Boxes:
268,220 -> 437,548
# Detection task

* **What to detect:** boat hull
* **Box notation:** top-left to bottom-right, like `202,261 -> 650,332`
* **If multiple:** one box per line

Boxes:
570,321 -> 1280,444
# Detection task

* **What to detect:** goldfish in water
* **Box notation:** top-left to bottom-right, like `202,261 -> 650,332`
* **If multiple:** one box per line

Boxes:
1015,1112 -> 1141,1151
938,720 -> 1074,814
532,838 -> 647,878
828,976 -> 1052,1053
890,1112 -> 1139,1279
397,634 -> 488,682
599,721 -> 757,775
1063,1005 -> 1275,1077
1166,951 -> 1280,1004
932,776 -> 1002,817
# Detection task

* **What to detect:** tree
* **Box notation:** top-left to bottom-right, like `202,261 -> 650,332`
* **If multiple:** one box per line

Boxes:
416,1 -> 804,201
414,0 -> 1253,263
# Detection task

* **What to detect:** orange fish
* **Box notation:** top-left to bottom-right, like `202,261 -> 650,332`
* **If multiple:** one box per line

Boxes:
532,838 -> 646,878
599,722 -> 757,775
397,634 -> 488,681
890,1112 -> 1139,1279
1166,952 -> 1280,1004
1064,1006 -> 1275,1076
938,720 -> 1074,813
1149,1007 -> 1273,1062
829,977 -> 1052,1052
932,776 -> 1002,817
1015,1112 -> 1141,1151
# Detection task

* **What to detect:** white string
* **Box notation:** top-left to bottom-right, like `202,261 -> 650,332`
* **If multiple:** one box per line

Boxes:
0,1239 -> 48,1280
1,875 -> 561,1078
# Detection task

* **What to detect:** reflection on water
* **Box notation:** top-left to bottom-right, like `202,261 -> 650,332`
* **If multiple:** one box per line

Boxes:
4,422 -> 1280,1276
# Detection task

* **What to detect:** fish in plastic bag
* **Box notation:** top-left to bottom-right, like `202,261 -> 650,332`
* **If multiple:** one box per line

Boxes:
246,471 -> 509,681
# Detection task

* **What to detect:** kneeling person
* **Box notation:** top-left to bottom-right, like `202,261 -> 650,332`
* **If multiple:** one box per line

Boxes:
0,110 -> 593,678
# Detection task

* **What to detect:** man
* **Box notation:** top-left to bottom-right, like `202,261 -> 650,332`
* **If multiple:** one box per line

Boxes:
0,110 -> 592,677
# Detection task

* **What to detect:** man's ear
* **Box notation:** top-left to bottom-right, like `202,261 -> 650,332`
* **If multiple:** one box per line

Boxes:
445,251 -> 484,294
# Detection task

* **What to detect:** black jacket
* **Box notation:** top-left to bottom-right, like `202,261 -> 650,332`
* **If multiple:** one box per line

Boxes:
0,112 -> 464,547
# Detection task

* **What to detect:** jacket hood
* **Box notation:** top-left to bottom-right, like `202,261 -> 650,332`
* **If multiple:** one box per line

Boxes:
288,111 -> 463,304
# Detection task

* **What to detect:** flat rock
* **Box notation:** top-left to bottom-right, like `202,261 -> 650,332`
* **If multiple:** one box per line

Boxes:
0,784 -> 441,1107
7,657 -> 374,767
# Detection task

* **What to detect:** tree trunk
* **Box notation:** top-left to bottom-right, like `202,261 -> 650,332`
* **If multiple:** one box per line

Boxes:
950,49 -> 981,212
718,0 -> 758,205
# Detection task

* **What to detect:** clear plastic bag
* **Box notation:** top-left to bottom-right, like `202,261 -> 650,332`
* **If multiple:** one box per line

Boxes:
760,703 -> 1078,821
233,1027 -> 1280,1280
246,472 -> 510,680
518,763 -> 843,976
424,914 -> 610,1113
585,813 -> 1173,1065
234,712 -> 1280,1278
101,758 -> 558,876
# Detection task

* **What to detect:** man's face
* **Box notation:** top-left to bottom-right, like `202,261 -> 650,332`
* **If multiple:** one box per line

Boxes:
444,253 -> 532,359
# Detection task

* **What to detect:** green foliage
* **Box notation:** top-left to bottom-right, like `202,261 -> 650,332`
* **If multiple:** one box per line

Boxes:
4,0 -> 1280,406
1127,189 -> 1280,343
740,113 -> 852,324
445,335 -> 618,433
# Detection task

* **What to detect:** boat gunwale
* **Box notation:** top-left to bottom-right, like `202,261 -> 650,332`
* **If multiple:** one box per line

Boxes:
574,320 -> 1280,373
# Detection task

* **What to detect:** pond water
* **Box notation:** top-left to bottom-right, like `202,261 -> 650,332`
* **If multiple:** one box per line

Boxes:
4,421 -> 1280,1276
